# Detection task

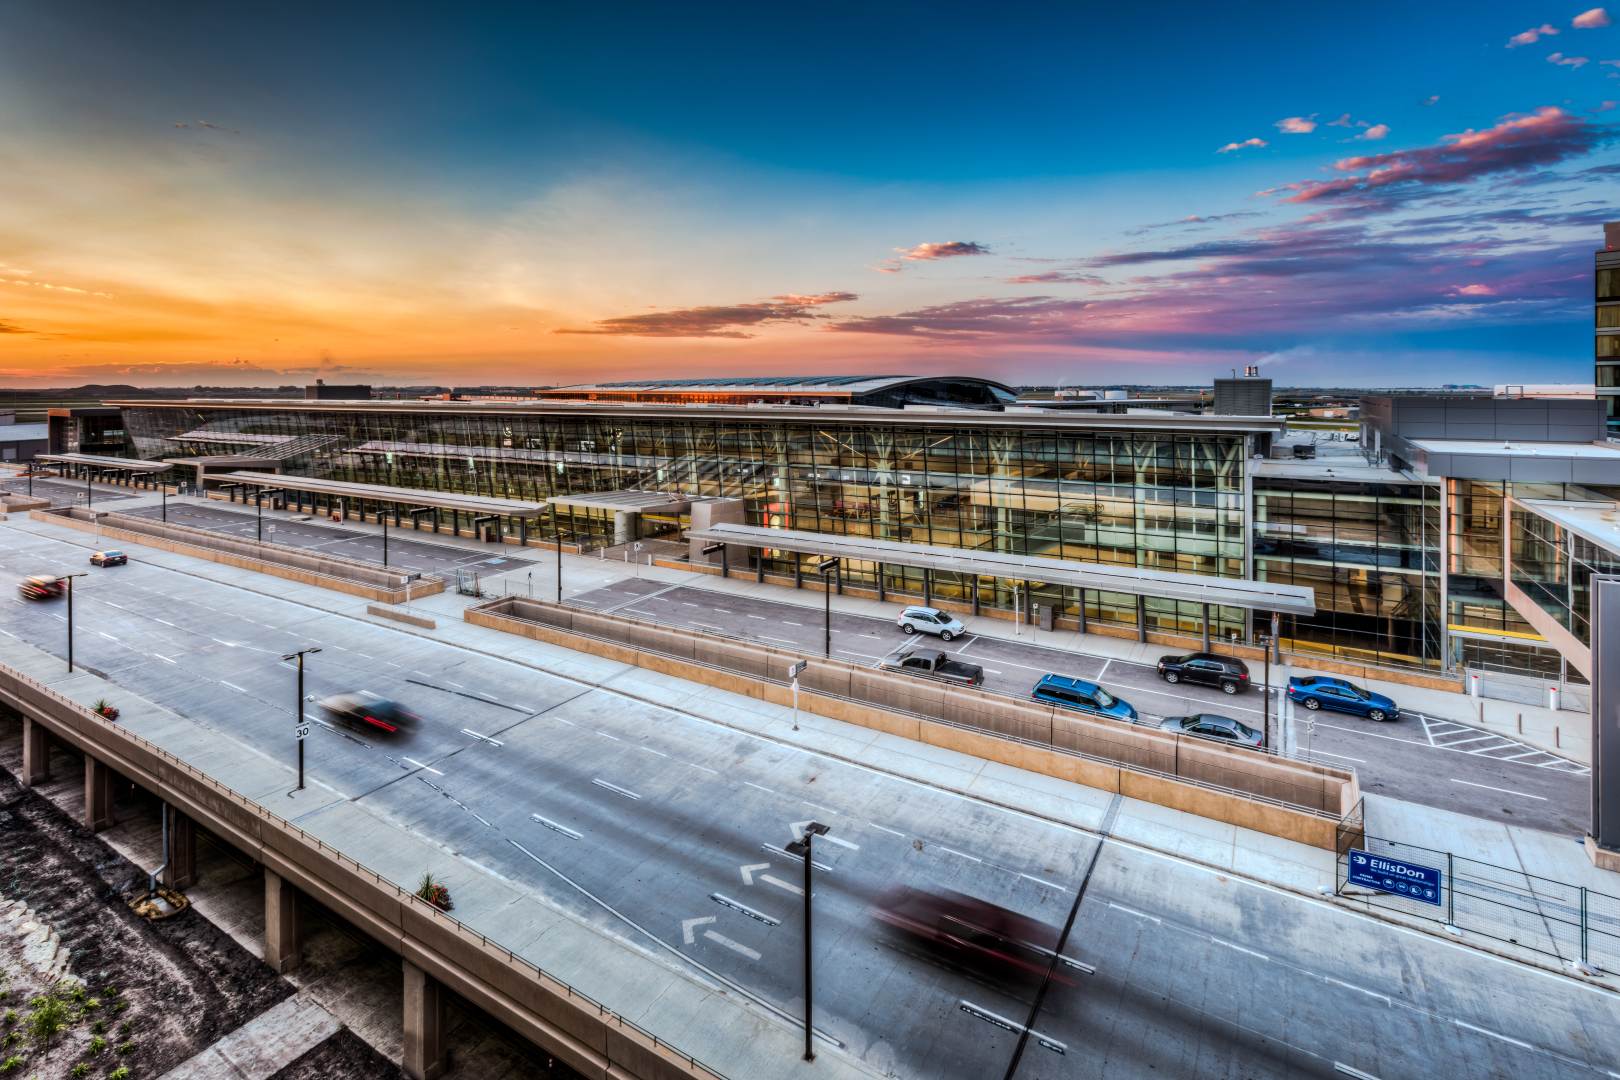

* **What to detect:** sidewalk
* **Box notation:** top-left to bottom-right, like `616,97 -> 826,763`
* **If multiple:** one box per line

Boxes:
8,508 -> 1615,994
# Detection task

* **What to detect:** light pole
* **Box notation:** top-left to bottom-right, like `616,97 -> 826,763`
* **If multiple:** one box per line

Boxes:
785,821 -> 829,1061
381,512 -> 389,567
555,512 -> 565,603
255,489 -> 263,542
282,647 -> 321,790
816,558 -> 839,658
60,572 -> 88,672
161,485 -> 168,522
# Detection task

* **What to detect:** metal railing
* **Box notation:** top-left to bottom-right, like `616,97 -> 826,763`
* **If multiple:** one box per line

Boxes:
0,663 -> 731,1080
1335,800 -> 1618,973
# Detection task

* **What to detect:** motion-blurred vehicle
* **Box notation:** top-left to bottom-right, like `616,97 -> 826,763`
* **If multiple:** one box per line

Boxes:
315,692 -> 422,735
896,605 -> 967,642
1286,675 -> 1399,722
882,646 -> 985,686
872,885 -> 1077,988
1031,673 -> 1138,720
1158,713 -> 1264,748
17,575 -> 64,600
1156,652 -> 1250,695
89,550 -> 128,567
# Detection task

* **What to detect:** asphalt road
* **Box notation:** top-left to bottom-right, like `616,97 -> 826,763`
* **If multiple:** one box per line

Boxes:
3,517 -> 1616,1079
568,579 -> 1591,836
0,474 -> 137,504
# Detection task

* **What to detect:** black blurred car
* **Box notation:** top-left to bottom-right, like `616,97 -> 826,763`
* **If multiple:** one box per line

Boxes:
315,692 -> 421,735
1158,713 -> 1264,749
18,575 -> 64,600
871,885 -> 1076,988
1156,652 -> 1251,695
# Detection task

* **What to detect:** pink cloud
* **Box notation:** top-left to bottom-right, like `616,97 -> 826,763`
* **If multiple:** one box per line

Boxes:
1508,23 -> 1559,46
1266,106 -> 1609,205
556,291 -> 857,338
1357,123 -> 1391,141
1452,283 -> 1496,296
1423,95 -> 1441,106
1600,100 -> 1619,111
898,241 -> 991,261
1217,137 -> 1268,153
1574,7 -> 1611,28
1275,115 -> 1318,134
1548,51 -> 1590,67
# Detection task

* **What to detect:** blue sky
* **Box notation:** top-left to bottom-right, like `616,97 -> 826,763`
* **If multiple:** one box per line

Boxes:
0,1 -> 1616,387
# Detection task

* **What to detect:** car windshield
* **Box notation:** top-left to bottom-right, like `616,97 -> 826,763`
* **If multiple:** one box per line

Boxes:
1346,684 -> 1372,700
1094,688 -> 1118,708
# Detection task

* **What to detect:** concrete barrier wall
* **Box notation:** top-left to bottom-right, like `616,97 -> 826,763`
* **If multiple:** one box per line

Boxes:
32,508 -> 446,606
467,598 -> 1354,849
0,664 -> 725,1080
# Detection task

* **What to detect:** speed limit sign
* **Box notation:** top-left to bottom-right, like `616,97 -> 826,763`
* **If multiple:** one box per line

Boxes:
296,724 -> 310,740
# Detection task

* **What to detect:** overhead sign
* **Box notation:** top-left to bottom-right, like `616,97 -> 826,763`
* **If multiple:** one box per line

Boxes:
1346,848 -> 1442,906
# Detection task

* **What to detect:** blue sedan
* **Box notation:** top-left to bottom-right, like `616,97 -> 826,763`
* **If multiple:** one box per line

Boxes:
1031,674 -> 1139,721
1286,675 -> 1400,722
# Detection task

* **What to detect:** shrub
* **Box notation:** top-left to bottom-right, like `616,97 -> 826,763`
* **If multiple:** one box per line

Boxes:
116,1041 -> 133,1056
0,1013 -> 11,1028
109,1068 -> 130,1080
89,1021 -> 105,1036
88,1036 -> 106,1057
27,994 -> 68,1058
116,1022 -> 130,1038
0,1056 -> 21,1075
415,872 -> 453,912
71,1063 -> 90,1078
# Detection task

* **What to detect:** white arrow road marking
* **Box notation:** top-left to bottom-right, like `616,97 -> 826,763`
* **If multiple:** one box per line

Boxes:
703,930 -> 761,960
682,916 -> 716,945
790,821 -> 859,850
739,863 -> 772,885
761,875 -> 804,896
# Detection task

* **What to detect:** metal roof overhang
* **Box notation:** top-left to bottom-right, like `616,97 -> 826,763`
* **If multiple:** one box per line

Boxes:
210,471 -> 548,518
686,523 -> 1317,615
38,453 -> 172,473
549,490 -> 694,513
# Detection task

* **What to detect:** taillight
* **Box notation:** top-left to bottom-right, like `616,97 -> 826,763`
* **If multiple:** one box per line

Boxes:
362,714 -> 397,733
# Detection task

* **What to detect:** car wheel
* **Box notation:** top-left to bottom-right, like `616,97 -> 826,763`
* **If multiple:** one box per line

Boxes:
902,624 -> 916,635
1302,698 -> 1321,711
1163,672 -> 1180,684
1368,709 -> 1387,722
939,630 -> 954,642
1220,681 -> 1238,695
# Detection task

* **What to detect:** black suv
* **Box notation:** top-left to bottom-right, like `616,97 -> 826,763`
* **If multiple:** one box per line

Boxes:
1156,652 -> 1251,695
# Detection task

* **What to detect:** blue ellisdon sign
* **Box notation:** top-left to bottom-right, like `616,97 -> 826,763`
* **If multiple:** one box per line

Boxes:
1346,848 -> 1443,907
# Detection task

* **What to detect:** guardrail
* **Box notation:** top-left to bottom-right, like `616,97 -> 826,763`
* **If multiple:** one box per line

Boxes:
0,661 -> 730,1080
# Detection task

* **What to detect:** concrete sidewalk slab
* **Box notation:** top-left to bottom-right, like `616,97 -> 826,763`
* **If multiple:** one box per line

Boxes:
160,992 -> 341,1080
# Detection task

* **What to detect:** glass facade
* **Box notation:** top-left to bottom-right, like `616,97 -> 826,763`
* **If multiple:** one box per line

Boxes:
1510,507 -> 1620,649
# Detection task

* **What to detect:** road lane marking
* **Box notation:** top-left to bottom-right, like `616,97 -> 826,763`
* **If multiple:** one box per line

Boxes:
636,745 -> 669,758
746,614 -> 767,620
460,728 -> 505,747
685,762 -> 720,774
1213,938 -> 1270,961
957,1001 -> 1066,1056
1433,734 -> 1498,747
709,892 -> 780,926
1107,901 -> 1161,924
739,863 -> 772,885
97,631 -> 120,642
597,731 -> 621,741
220,680 -> 248,694
1449,778 -> 1547,800
790,820 -> 859,850
934,845 -> 981,863
744,781 -> 777,795
152,653 -> 177,665
1306,749 -> 1366,763
1452,1019 -> 1532,1050
592,778 -> 641,801
530,813 -> 582,840
704,929 -> 761,960
1019,873 -> 1068,890
1322,976 -> 1389,1004
867,822 -> 906,837
400,757 -> 443,775
761,842 -> 830,871
761,875 -> 803,896
1334,1063 -> 1381,1080
783,620 -> 802,626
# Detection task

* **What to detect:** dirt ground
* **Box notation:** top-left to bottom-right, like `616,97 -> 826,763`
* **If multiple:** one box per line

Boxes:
270,1027 -> 404,1080
0,767 -> 291,1079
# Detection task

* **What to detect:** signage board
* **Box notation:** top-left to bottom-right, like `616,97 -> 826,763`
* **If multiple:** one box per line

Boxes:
1346,848 -> 1442,906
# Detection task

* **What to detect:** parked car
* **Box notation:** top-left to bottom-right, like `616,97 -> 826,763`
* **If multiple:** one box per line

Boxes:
1031,673 -> 1138,721
17,575 -> 64,601
882,646 -> 985,686
315,692 -> 422,735
1156,652 -> 1250,695
1158,713 -> 1264,748
896,605 -> 967,642
1286,675 -> 1400,722
89,550 -> 128,567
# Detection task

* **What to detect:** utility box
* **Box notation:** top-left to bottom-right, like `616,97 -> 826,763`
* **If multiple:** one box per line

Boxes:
1036,603 -> 1055,631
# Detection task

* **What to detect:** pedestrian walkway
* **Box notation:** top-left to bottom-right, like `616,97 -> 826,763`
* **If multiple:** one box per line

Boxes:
160,993 -> 341,1080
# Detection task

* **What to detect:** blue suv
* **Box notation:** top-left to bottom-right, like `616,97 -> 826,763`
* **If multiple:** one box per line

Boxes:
1286,675 -> 1400,722
1031,674 -> 1138,721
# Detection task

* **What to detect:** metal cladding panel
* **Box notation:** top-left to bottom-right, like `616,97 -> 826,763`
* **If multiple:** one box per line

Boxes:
1575,458 -> 1620,485
1507,457 -> 1577,483
1592,579 -> 1620,849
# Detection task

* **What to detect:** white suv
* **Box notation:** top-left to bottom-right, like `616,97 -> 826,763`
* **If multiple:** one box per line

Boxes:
897,605 -> 967,642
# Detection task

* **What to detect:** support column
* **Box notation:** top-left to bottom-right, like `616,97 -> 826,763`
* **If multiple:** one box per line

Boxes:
1136,595 -> 1147,643
1077,588 -> 1088,635
402,959 -> 447,1080
264,868 -> 302,973
1201,603 -> 1211,652
84,756 -> 115,832
163,806 -> 197,890
922,567 -> 932,607
21,716 -> 49,786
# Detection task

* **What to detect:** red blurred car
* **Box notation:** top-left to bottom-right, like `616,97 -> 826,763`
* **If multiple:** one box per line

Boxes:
17,575 -> 64,600
872,885 -> 1076,987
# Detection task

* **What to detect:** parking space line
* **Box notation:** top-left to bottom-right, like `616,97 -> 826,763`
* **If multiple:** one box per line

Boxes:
1449,778 -> 1547,800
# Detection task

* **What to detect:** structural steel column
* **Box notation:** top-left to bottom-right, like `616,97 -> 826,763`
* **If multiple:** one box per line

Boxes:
1201,603 -> 1211,652
21,716 -> 49,786
922,567 -> 932,607
1590,579 -> 1620,866
1136,595 -> 1147,643
163,806 -> 197,890
84,756 -> 115,832
264,868 -> 302,973
402,959 -> 447,1080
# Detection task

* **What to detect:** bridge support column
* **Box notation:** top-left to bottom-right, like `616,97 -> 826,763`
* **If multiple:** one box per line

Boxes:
163,806 -> 197,889
264,869 -> 302,973
84,756 -> 115,832
402,959 -> 447,1080
21,716 -> 49,786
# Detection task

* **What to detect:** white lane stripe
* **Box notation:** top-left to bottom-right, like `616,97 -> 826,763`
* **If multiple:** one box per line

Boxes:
1323,976 -> 1390,1005
636,745 -> 669,758
97,631 -> 120,642
685,762 -> 720,774
1449,778 -> 1547,800
703,929 -> 761,960
935,845 -> 982,863
401,757 -> 443,776
1214,938 -> 1270,961
592,778 -> 642,801
1307,749 -> 1367,763
1453,1019 -> 1533,1050
867,822 -> 906,837
761,874 -> 804,896
152,653 -> 177,665
744,781 -> 776,794
1434,734 -> 1499,747
220,680 -> 248,693
597,731 -> 621,741
1107,901 -> 1162,924
530,813 -> 582,840
1019,873 -> 1068,890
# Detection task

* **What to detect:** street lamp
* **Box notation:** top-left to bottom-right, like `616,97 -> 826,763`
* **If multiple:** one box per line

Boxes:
255,488 -> 264,542
281,647 -> 321,791
59,572 -> 88,673
161,485 -> 168,522
785,821 -> 829,1062
555,510 -> 566,602
815,558 -> 839,658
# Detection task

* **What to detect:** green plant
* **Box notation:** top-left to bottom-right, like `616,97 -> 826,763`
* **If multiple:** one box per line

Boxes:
0,1013 -> 12,1028
116,1022 -> 130,1038
115,1041 -> 133,1056
70,1063 -> 89,1078
26,994 -> 68,1059
89,1021 -> 105,1036
108,1068 -> 129,1080
109,1001 -> 127,1014
414,872 -> 453,912
82,999 -> 100,1013
0,1055 -> 22,1074
99,989 -> 116,1000
87,1036 -> 105,1057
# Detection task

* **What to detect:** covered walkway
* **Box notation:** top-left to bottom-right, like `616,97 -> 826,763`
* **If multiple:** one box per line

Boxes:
37,453 -> 172,496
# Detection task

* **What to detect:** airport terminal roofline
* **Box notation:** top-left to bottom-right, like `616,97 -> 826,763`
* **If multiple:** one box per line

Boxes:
108,397 -> 1288,434
210,470 -> 549,518
687,522 -> 1318,614
37,452 -> 172,473
544,374 -> 1006,395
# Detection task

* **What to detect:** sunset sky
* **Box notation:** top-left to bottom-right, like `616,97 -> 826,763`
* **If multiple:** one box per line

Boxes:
2,2 -> 1618,388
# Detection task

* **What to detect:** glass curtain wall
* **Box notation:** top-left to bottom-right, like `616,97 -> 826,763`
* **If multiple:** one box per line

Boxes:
1510,508 -> 1620,648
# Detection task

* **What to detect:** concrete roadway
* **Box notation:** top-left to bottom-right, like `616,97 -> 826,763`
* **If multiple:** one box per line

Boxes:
0,474 -> 137,505
568,579 -> 1590,837
2,520 -> 1617,1078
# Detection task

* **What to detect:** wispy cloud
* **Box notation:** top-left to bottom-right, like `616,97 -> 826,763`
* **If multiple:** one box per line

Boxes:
830,296 -> 1092,339
1127,211 -> 1264,235
1275,115 -> 1318,134
1507,23 -> 1559,46
1217,137 -> 1268,153
874,240 -> 992,273
1423,95 -> 1441,106
1005,270 -> 1107,285
1548,51 -> 1590,67
1357,123 -> 1391,141
0,321 -> 30,334
1263,106 -> 1613,207
1574,7 -> 1612,28
555,291 -> 857,338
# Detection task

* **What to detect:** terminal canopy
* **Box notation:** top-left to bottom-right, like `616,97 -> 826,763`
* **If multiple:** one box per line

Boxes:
209,470 -> 549,519
38,453 -> 172,474
687,522 -> 1317,615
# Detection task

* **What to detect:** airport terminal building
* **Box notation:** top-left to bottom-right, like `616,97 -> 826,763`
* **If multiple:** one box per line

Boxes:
96,373 -> 1620,683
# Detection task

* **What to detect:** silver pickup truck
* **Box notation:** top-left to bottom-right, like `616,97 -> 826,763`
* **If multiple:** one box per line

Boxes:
881,646 -> 986,687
